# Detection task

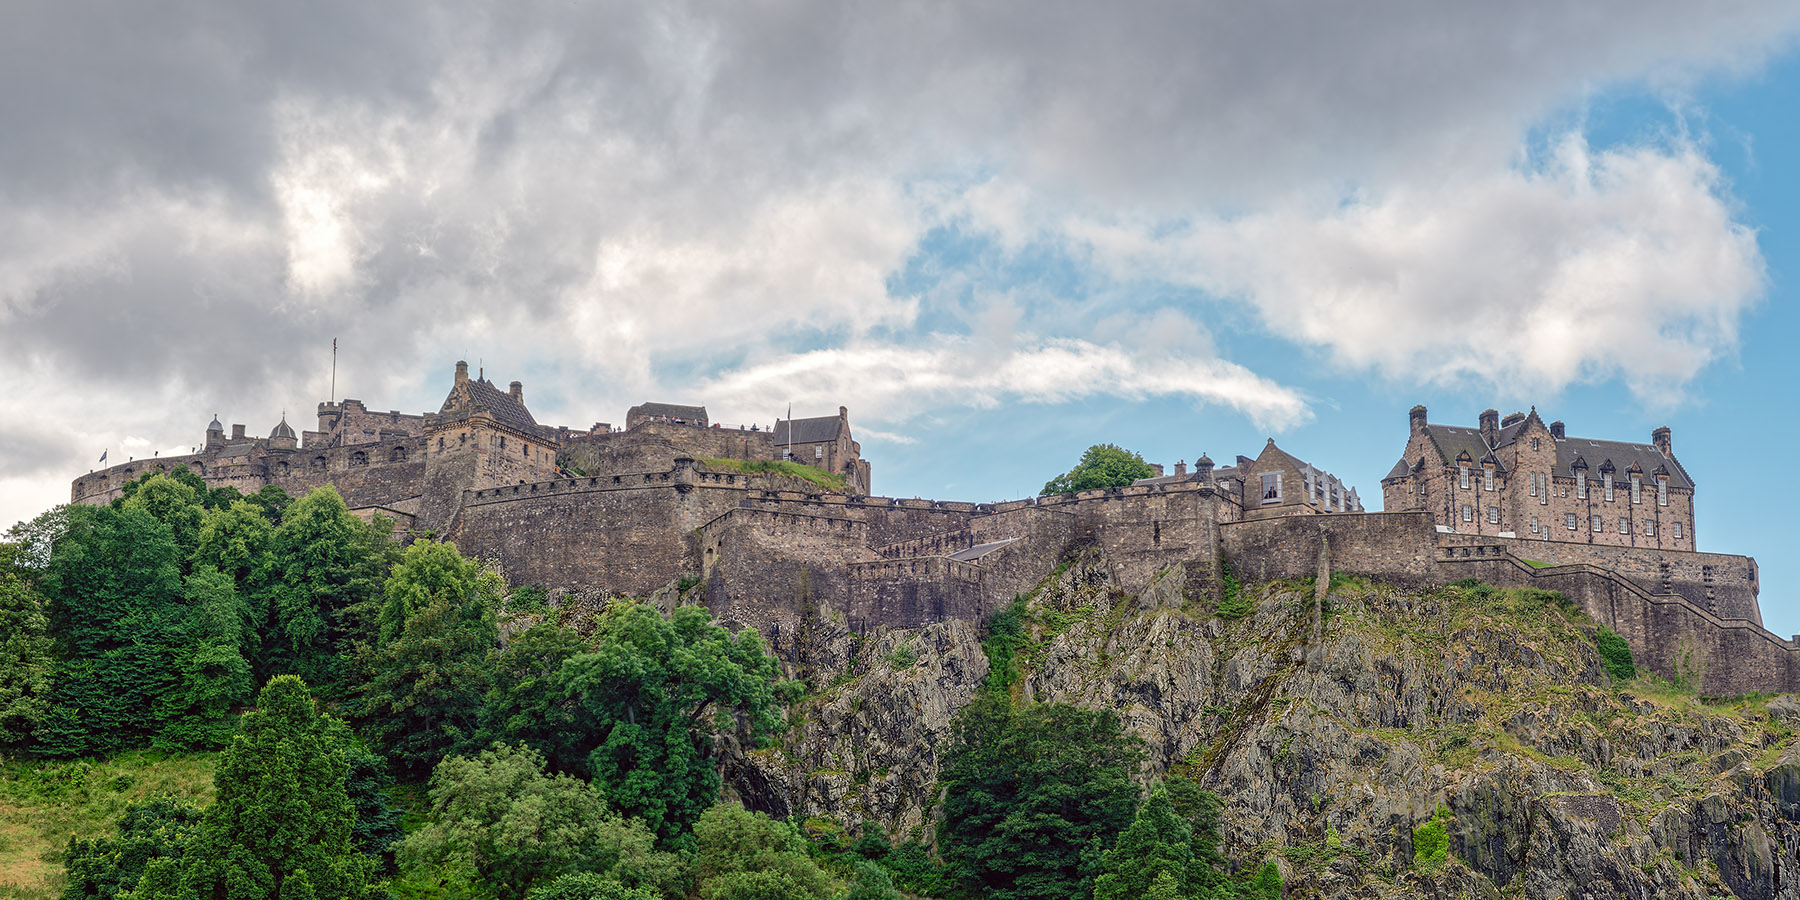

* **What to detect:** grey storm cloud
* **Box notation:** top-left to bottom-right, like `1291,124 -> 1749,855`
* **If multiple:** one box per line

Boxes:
1,0 -> 1797,523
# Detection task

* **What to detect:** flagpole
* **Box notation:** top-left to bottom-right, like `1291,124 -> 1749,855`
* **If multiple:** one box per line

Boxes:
331,338 -> 337,404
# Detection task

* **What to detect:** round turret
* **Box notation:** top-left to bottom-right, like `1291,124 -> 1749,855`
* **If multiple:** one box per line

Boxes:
270,416 -> 296,440
207,415 -> 224,433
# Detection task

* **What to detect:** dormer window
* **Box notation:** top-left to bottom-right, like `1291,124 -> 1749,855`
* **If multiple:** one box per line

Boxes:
1260,472 -> 1281,503
1630,473 -> 1641,504
1459,465 -> 1470,489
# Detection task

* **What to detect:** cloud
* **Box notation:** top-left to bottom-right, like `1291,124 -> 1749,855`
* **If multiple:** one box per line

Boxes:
1062,135 -> 1764,401
2,1 -> 1799,528
695,336 -> 1311,432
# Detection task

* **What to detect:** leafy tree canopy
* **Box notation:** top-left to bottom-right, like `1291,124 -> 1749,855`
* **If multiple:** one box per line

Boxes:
939,698 -> 1144,900
0,569 -> 51,748
1041,444 -> 1155,496
558,603 -> 782,847
60,796 -> 202,900
693,805 -> 833,900
398,743 -> 671,900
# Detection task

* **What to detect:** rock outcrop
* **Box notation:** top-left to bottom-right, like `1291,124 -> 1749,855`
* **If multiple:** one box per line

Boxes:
722,552 -> 1800,898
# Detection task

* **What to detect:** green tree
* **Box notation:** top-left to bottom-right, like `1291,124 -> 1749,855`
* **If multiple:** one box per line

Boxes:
262,486 -> 394,692
477,620 -> 592,769
133,676 -> 379,900
842,859 -> 902,900
0,569 -> 51,748
398,743 -> 670,900
939,699 -> 1144,900
60,796 -> 202,900
155,567 -> 255,750
340,738 -> 405,870
527,874 -> 659,900
557,603 -> 782,847
120,474 -> 206,566
1041,444 -> 1155,496
693,805 -> 833,900
37,504 -> 187,755
377,539 -> 490,645
242,484 -> 293,524
1092,786 -> 1194,900
353,589 -> 500,777
194,500 -> 276,591
1412,804 -> 1450,874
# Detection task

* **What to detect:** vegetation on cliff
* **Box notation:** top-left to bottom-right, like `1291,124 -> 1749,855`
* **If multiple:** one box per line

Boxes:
698,458 -> 850,492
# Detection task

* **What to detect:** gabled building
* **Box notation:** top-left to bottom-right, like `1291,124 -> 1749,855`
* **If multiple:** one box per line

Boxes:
1134,438 -> 1362,519
1381,406 -> 1695,549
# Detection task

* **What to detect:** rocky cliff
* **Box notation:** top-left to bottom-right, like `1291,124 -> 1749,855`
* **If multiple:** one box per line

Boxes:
723,553 -> 1800,899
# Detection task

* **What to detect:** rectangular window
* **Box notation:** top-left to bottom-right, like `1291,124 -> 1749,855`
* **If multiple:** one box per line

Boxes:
1591,515 -> 1603,532
1674,522 -> 1684,539
1459,465 -> 1470,489
1529,472 -> 1537,497
1576,472 -> 1587,499
1487,505 -> 1500,524
1630,474 -> 1641,504
1658,479 -> 1668,506
1462,504 -> 1474,522
1530,516 -> 1539,534
1260,473 -> 1281,503
1566,513 -> 1578,530
1483,467 -> 1494,491
1603,473 -> 1613,502
1644,521 -> 1655,536
1618,517 -> 1629,535
815,445 -> 823,459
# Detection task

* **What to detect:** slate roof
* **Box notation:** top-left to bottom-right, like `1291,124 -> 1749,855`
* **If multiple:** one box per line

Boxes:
948,538 -> 1018,562
441,378 -> 542,436
1383,458 -> 1412,481
270,417 -> 296,440
771,415 -> 842,445
631,402 -> 709,425
217,443 -> 255,459
1414,418 -> 1692,490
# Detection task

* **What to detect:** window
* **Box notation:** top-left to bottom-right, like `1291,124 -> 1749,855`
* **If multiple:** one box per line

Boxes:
1487,505 -> 1500,524
1532,437 -> 1541,450
1644,521 -> 1655,536
1674,522 -> 1684,539
815,445 -> 824,459
1462,504 -> 1474,522
1576,472 -> 1587,499
500,437 -> 506,449
438,437 -> 445,450
1630,474 -> 1641,504
1260,473 -> 1281,503
1483,467 -> 1494,491
1591,515 -> 1603,532
1618,517 -> 1629,535
1530,516 -> 1539,534
390,446 -> 407,462
1458,465 -> 1470,489
1658,478 -> 1668,506
1529,472 -> 1537,497
351,451 -> 368,467
1566,513 -> 1578,530
1603,472 -> 1613,501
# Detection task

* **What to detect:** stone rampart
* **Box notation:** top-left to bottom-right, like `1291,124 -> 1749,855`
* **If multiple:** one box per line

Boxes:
1439,534 -> 1759,624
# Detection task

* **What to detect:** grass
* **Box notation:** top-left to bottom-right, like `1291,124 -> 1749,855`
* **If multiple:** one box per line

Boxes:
698,457 -> 850,492
0,751 -> 216,899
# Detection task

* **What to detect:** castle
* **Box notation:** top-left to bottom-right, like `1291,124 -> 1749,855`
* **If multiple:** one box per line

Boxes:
71,364 -> 1797,696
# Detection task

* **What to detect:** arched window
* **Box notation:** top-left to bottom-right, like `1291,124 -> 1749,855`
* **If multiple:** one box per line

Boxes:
275,461 -> 289,475
351,451 -> 368,467
390,446 -> 407,462
313,456 -> 326,468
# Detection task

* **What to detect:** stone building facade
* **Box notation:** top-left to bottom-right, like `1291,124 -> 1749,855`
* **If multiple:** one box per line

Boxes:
1381,406 -> 1696,551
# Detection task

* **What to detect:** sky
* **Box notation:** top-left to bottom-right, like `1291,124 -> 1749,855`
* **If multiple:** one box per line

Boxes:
4,2 -> 1800,631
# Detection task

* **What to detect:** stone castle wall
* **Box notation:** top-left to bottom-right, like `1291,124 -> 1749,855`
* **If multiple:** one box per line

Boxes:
1438,533 -> 1759,625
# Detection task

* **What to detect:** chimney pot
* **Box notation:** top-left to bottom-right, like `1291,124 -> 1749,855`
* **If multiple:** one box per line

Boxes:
1175,460 -> 1187,476
455,360 -> 469,384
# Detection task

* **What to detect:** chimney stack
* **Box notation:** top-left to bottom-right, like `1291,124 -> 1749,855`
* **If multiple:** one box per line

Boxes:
509,381 -> 523,402
1174,460 -> 1187,477
1550,420 -> 1565,439
1478,408 -> 1499,445
231,424 -> 246,440
1149,463 -> 1165,478
1653,426 -> 1672,456
1409,404 -> 1428,436
455,360 -> 469,384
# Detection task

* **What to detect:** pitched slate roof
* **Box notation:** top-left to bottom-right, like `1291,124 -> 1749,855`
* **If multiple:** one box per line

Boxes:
771,415 -> 842,445
630,402 -> 708,425
1383,458 -> 1412,481
441,378 -> 542,436
1555,437 -> 1693,490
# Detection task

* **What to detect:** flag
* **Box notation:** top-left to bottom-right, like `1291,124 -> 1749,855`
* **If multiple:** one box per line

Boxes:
98,449 -> 107,465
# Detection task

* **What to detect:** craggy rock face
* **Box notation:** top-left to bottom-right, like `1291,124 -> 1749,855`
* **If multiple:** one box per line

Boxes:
724,555 -> 1800,898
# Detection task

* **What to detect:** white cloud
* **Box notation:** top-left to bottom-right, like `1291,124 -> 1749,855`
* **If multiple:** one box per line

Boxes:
1063,135 -> 1762,401
695,337 -> 1311,432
